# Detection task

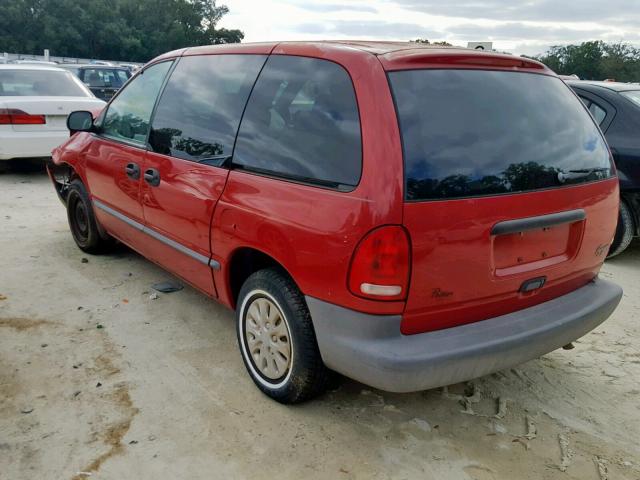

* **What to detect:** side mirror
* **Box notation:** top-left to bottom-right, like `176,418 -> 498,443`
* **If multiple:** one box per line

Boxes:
67,111 -> 94,135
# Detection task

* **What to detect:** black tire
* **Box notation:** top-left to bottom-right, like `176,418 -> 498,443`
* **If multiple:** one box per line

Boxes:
607,200 -> 635,259
66,179 -> 114,254
236,268 -> 330,403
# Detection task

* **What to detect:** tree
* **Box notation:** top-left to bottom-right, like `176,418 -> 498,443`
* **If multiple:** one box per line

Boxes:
533,41 -> 640,82
0,0 -> 243,62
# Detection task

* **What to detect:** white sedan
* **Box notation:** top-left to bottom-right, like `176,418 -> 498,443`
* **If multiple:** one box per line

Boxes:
0,65 -> 105,161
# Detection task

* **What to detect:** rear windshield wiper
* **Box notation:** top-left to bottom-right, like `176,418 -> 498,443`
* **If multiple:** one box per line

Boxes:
557,168 -> 610,183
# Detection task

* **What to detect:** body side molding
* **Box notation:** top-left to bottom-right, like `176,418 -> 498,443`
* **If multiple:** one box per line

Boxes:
93,199 -> 220,270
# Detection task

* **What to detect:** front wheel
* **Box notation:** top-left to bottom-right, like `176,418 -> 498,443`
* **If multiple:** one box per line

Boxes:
236,269 -> 330,403
66,179 -> 114,254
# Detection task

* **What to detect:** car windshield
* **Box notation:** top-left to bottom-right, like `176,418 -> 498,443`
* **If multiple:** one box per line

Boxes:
389,69 -> 613,201
83,68 -> 129,88
0,69 -> 90,97
621,90 -> 640,108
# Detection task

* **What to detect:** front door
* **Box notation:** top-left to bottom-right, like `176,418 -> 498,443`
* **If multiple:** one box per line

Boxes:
84,61 -> 173,247
141,54 -> 267,296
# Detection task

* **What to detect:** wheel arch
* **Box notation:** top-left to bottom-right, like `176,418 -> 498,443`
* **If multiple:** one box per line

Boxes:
46,160 -> 82,205
226,246 -> 299,310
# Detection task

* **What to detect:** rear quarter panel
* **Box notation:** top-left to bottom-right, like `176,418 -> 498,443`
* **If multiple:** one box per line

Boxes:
212,44 -> 406,313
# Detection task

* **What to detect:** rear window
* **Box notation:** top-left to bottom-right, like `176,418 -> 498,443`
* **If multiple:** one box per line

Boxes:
389,70 -> 613,201
233,55 -> 362,189
82,68 -> 130,88
0,69 -> 90,97
621,90 -> 640,108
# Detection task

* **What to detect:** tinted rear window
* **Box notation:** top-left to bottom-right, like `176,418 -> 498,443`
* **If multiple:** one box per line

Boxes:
389,70 -> 613,201
0,69 -> 89,97
233,55 -> 361,189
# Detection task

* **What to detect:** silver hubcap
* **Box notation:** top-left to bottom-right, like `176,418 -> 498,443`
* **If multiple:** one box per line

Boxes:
244,297 -> 291,380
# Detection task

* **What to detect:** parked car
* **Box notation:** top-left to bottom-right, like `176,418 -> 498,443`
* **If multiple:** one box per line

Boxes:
58,63 -> 82,77
0,65 -> 105,162
568,80 -> 640,257
119,63 -> 142,74
48,42 -> 622,403
74,65 -> 132,101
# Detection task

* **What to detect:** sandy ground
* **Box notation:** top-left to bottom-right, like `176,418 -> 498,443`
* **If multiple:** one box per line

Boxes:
0,169 -> 639,480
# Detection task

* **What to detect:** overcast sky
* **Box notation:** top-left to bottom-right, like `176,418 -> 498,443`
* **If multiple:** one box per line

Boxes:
218,0 -> 640,56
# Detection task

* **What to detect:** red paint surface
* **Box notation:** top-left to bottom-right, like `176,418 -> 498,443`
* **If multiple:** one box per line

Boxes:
51,42 -> 618,335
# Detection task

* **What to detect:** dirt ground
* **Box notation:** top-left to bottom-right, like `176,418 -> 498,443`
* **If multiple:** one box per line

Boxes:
1,168 -> 639,480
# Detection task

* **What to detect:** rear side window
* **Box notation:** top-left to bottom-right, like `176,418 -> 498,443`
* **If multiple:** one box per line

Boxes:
149,55 -> 266,164
588,102 -> 607,125
579,96 -> 607,125
233,55 -> 361,189
389,70 -> 613,201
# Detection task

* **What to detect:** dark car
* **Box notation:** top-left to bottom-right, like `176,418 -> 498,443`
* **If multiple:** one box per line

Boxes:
48,42 -> 622,403
70,65 -> 132,101
568,81 -> 640,257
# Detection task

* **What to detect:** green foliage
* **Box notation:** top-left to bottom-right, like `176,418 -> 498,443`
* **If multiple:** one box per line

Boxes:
0,0 -> 243,62
533,41 -> 640,82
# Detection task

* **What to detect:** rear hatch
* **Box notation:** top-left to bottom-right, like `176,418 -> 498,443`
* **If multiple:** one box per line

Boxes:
388,66 -> 618,334
0,97 -> 105,131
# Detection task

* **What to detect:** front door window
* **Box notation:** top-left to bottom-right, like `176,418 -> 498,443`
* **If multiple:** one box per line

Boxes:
100,61 -> 172,146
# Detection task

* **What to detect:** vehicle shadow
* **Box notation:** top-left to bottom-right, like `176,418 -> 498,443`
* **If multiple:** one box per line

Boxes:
0,158 -> 48,174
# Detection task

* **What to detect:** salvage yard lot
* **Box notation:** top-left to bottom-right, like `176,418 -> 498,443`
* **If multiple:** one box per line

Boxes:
1,170 -> 639,480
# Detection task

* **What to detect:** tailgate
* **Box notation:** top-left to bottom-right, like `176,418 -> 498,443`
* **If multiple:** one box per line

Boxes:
402,180 -> 618,334
388,67 -> 618,334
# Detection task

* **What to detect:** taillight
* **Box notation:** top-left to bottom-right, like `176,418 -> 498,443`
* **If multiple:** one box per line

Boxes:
348,226 -> 410,301
0,109 -> 46,125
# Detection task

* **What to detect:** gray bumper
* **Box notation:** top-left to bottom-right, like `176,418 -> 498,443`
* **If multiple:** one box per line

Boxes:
306,279 -> 622,393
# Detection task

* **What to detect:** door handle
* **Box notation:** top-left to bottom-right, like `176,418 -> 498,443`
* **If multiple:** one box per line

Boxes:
125,163 -> 140,180
491,209 -> 586,236
144,168 -> 160,187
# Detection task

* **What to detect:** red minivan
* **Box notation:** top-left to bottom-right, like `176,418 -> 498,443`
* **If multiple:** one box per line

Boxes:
48,41 -> 623,403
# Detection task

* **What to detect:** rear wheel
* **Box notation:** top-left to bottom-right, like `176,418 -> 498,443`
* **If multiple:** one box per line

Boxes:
66,179 -> 114,254
236,269 -> 330,403
607,200 -> 635,259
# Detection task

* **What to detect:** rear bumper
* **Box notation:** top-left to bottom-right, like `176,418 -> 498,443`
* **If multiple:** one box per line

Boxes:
0,130 -> 68,160
306,278 -> 622,393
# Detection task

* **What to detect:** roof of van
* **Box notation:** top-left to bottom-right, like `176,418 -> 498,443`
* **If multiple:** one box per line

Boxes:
154,41 -> 549,73
182,40 -> 472,56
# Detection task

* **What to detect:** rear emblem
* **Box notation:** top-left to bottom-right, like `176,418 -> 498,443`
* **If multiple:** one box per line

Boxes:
432,288 -> 453,298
